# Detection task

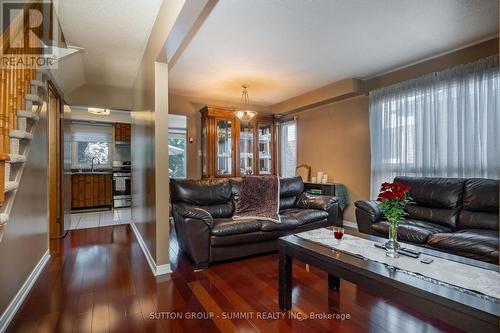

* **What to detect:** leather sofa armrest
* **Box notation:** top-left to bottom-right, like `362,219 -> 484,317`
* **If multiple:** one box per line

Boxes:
172,203 -> 211,269
354,200 -> 383,220
296,193 -> 337,211
181,207 -> 214,228
296,193 -> 340,227
354,200 -> 384,235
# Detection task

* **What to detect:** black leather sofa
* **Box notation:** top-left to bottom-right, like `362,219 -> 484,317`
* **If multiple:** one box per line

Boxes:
355,177 -> 499,264
171,176 -> 340,269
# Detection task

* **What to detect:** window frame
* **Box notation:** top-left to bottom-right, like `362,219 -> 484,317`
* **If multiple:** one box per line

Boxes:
70,123 -> 113,169
279,120 -> 297,178
168,127 -> 188,179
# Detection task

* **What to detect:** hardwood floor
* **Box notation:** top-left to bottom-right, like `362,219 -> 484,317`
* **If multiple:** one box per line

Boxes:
7,224 -> 464,333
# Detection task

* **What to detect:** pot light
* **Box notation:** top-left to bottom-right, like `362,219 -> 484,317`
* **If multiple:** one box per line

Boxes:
88,107 -> 110,115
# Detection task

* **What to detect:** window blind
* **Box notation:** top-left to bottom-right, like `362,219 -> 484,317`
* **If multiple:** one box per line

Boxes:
71,123 -> 113,142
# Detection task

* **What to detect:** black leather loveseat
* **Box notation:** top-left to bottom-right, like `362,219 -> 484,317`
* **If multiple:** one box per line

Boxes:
355,177 -> 499,264
171,176 -> 340,269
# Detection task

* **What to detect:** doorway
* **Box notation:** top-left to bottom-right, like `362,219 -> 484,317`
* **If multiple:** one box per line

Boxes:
48,83 -> 70,239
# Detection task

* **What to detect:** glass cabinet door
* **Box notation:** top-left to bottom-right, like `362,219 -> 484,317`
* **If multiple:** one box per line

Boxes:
258,123 -> 273,174
216,119 -> 233,176
239,122 -> 254,175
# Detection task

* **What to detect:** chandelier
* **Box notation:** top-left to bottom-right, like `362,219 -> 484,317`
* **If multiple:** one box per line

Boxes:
234,85 -> 257,122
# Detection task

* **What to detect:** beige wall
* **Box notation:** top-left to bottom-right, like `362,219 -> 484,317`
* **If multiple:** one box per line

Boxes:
131,110 -> 157,259
0,98 -> 48,322
295,96 -> 370,222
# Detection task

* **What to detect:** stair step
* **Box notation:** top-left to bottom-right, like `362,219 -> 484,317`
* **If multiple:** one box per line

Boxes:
10,138 -> 19,155
0,214 -> 8,225
7,154 -> 26,163
17,110 -> 40,121
30,80 -> 45,88
4,163 -> 10,183
18,118 -> 27,131
5,181 -> 18,193
9,130 -> 33,140
25,94 -> 42,104
36,69 -> 49,78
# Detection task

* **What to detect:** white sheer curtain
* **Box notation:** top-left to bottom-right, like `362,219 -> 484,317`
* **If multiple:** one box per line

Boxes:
369,55 -> 500,198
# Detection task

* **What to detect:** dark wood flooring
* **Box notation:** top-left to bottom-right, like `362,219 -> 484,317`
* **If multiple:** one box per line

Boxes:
6,224 -> 464,333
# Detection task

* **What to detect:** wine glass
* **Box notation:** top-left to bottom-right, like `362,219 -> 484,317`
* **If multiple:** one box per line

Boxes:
333,227 -> 344,242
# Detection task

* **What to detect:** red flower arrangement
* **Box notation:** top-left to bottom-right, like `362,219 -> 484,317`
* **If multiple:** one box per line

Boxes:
377,182 -> 412,256
377,182 -> 412,202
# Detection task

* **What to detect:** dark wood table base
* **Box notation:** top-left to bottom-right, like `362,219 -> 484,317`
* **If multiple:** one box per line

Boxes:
279,243 -> 341,311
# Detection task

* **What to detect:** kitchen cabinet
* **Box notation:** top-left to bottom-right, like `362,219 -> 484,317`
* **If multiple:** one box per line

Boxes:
200,106 -> 276,178
72,174 -> 112,209
114,123 -> 131,142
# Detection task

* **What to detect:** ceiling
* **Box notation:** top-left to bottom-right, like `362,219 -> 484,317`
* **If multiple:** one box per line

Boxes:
55,0 -> 162,90
169,0 -> 499,106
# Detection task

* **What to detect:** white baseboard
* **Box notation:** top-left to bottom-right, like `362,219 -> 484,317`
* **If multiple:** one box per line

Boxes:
156,264 -> 172,275
130,222 -> 172,276
343,220 -> 358,230
0,250 -> 50,333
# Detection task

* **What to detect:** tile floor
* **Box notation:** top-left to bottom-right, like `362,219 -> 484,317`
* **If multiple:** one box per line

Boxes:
70,208 -> 132,230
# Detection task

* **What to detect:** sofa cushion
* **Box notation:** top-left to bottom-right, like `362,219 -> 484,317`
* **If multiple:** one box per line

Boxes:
210,219 -> 262,236
404,205 -> 460,229
427,229 -> 499,264
197,202 -> 235,219
371,219 -> 452,244
261,215 -> 300,232
395,177 -> 466,228
279,177 -> 303,210
462,179 -> 499,212
394,177 -> 465,208
280,208 -> 328,225
171,178 -> 233,205
458,179 -> 499,230
279,196 -> 297,211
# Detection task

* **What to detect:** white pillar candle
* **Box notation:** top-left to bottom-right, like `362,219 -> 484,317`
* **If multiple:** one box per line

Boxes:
323,174 -> 328,183
311,176 -> 317,183
317,171 -> 324,181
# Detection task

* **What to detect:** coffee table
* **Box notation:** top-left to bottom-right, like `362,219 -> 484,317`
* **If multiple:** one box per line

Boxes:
278,228 -> 500,333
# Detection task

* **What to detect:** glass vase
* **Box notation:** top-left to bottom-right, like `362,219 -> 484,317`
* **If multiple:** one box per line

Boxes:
385,222 -> 400,258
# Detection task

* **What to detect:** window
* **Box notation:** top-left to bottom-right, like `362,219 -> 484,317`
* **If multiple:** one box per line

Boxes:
280,120 -> 297,177
370,55 -> 500,198
168,114 -> 188,179
76,142 -> 110,165
169,129 -> 187,179
71,123 -> 113,168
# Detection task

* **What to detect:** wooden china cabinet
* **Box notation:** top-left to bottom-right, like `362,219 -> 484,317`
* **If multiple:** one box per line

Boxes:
200,106 -> 277,178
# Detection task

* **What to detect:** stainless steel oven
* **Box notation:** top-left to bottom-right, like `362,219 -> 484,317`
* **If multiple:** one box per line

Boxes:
113,161 -> 131,208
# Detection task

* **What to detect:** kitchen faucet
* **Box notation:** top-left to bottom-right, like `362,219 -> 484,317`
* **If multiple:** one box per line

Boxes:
91,157 -> 100,172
